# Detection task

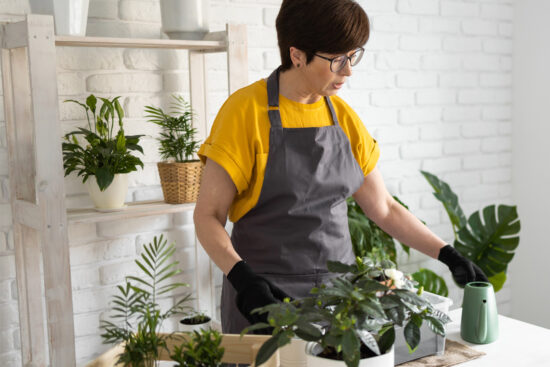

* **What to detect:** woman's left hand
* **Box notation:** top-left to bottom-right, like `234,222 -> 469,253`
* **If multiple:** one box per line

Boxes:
438,244 -> 489,287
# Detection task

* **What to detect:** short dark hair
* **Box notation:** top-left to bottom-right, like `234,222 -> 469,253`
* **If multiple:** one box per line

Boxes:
276,0 -> 370,71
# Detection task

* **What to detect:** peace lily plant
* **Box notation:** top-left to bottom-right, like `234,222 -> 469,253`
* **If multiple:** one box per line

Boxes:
245,257 -> 451,367
62,95 -> 144,209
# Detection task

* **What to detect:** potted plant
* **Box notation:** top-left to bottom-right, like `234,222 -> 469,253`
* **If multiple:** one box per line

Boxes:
145,95 -> 202,204
171,329 -> 225,367
159,0 -> 210,40
100,235 -> 192,367
245,257 -> 451,367
179,311 -> 212,333
62,94 -> 144,211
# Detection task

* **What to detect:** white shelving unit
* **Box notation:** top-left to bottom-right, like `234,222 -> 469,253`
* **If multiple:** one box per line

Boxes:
1,14 -> 248,367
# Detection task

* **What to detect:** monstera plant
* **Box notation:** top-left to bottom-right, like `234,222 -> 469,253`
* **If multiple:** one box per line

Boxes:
421,171 -> 520,292
347,170 -> 520,294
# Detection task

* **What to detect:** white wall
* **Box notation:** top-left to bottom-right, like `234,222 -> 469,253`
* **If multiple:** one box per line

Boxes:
511,0 -> 550,329
0,0 -> 516,365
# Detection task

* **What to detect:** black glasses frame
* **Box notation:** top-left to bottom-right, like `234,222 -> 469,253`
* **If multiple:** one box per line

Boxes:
314,47 -> 365,73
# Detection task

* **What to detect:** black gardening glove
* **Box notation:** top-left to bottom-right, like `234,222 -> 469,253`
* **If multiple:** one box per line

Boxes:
227,261 -> 290,330
438,244 -> 489,287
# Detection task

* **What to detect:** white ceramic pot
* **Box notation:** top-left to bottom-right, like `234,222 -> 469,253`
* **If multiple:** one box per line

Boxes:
85,174 -> 128,210
305,343 -> 394,367
29,0 -> 89,36
280,338 -> 307,366
179,316 -> 212,333
160,0 -> 209,40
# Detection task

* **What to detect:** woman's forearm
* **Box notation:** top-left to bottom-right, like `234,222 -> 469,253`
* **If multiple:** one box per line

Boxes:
374,199 -> 446,259
194,212 -> 242,275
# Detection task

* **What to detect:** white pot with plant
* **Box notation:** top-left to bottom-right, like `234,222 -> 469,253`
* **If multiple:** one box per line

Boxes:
145,95 -> 203,204
29,0 -> 90,36
62,95 -> 144,211
179,312 -> 212,333
159,0 -> 210,40
244,258 -> 452,367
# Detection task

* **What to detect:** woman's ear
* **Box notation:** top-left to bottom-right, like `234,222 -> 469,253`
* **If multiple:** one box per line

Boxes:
289,46 -> 306,68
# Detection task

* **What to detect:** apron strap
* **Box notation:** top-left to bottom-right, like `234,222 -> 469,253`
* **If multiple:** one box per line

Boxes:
266,66 -> 340,128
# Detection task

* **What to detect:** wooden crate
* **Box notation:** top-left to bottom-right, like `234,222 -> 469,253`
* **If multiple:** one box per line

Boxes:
85,333 -> 280,367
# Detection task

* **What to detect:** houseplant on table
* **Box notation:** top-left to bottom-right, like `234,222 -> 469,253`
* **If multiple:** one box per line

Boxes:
171,329 -> 225,367
100,235 -> 192,367
62,94 -> 144,210
245,257 -> 451,367
145,95 -> 202,204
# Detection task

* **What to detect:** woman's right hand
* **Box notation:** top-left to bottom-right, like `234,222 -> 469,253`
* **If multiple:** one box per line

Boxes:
227,260 -> 290,327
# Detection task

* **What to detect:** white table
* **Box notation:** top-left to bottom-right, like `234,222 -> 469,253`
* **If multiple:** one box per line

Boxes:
446,309 -> 550,366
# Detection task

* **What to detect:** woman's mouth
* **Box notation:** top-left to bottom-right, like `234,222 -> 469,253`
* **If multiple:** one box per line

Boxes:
333,82 -> 345,89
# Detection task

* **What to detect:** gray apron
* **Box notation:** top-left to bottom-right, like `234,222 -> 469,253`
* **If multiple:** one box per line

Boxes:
221,67 -> 365,333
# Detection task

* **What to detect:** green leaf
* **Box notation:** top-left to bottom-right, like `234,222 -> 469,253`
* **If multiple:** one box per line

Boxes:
411,268 -> 449,297
424,316 -> 445,336
421,170 -> 467,234
95,166 -> 114,191
454,205 -> 520,287
356,329 -> 380,355
255,334 -> 282,366
342,329 -> 360,364
377,325 -> 395,354
86,94 -> 97,114
404,319 -> 421,353
327,260 -> 356,274
240,323 -> 271,336
488,271 -> 506,292
295,320 -> 323,341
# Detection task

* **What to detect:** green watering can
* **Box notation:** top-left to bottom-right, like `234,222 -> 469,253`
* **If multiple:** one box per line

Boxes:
461,282 -> 499,344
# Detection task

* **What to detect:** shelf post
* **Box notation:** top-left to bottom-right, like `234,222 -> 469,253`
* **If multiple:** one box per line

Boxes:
1,14 -> 76,366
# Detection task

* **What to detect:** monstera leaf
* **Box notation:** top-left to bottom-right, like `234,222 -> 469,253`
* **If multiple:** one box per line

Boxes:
421,170 -> 467,235
412,268 -> 449,297
454,205 -> 520,291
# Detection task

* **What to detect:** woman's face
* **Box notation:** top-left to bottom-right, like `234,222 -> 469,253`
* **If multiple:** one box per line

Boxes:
302,49 -> 355,97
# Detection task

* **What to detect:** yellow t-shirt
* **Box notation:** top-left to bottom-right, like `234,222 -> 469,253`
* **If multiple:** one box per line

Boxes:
198,79 -> 380,222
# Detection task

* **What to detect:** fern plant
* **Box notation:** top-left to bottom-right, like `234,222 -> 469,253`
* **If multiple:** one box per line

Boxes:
171,329 -> 225,367
100,235 -> 192,367
144,95 -> 201,163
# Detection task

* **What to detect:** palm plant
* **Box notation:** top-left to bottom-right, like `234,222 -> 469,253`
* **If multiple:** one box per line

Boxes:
145,95 -> 200,162
101,235 -> 192,367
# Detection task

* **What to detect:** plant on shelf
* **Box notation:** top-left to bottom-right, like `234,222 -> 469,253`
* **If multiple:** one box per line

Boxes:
145,95 -> 203,204
171,329 -> 225,367
245,257 -> 451,367
100,235 -> 192,367
421,170 -> 520,292
62,94 -> 144,210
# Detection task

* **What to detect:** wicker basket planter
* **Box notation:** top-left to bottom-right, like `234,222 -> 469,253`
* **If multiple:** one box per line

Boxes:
158,161 -> 203,204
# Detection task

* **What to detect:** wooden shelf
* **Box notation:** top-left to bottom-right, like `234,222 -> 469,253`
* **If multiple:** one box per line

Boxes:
55,35 -> 227,52
67,200 -> 195,224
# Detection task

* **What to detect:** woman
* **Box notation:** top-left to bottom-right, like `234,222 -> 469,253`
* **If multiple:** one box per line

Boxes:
194,0 -> 487,334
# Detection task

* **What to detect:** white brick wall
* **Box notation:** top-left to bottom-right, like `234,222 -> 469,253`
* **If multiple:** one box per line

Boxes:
0,0 -> 515,365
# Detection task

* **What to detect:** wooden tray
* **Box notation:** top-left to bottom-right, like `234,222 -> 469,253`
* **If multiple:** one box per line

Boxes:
85,332 -> 279,367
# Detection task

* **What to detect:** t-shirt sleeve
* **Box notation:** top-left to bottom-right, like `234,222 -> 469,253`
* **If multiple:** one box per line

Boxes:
197,94 -> 255,194
336,98 -> 380,177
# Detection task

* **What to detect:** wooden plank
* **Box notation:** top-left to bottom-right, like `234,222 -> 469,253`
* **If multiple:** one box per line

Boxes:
67,200 -> 195,224
14,200 -> 41,230
86,333 -> 280,367
26,14 -> 76,366
55,35 -> 226,51
2,43 -> 48,367
226,24 -> 248,94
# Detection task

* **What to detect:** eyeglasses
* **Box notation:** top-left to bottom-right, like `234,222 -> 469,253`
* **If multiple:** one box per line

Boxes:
314,47 -> 365,73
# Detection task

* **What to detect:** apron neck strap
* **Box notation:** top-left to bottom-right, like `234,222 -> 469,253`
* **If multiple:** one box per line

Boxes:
266,66 -> 340,128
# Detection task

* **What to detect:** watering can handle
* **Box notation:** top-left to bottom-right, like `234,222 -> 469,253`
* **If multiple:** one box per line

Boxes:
477,301 -> 488,342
